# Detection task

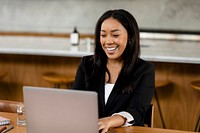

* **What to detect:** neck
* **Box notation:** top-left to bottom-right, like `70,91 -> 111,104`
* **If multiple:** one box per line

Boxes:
107,59 -> 123,67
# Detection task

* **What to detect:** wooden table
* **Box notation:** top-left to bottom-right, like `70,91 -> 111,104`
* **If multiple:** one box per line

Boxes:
0,112 -> 195,133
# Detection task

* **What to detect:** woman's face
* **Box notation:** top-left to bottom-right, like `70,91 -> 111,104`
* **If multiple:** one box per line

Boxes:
100,18 -> 128,61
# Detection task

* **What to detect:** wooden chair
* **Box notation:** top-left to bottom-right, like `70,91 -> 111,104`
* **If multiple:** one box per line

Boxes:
0,100 -> 21,113
190,80 -> 200,132
43,72 -> 74,89
154,80 -> 171,128
144,104 -> 154,127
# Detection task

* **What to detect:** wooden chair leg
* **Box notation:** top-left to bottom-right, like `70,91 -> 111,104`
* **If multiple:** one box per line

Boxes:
154,90 -> 166,128
195,114 -> 200,132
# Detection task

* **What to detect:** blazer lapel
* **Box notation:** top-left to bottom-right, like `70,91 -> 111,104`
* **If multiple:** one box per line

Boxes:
98,72 -> 106,108
98,83 -> 105,107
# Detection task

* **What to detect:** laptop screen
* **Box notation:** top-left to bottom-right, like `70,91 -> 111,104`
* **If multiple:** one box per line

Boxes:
23,86 -> 98,133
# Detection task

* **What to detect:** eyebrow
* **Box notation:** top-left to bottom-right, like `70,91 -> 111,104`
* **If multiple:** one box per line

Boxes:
100,29 -> 120,32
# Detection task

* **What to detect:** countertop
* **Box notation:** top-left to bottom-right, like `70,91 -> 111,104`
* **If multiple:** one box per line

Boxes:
0,35 -> 200,64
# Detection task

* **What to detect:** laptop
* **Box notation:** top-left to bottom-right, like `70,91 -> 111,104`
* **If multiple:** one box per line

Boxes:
23,86 -> 98,133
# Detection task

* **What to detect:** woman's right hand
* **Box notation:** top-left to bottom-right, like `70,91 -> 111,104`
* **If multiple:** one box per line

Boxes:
98,115 -> 126,133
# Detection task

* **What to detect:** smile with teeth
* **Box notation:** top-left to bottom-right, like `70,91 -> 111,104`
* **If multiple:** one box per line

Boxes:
106,46 -> 118,51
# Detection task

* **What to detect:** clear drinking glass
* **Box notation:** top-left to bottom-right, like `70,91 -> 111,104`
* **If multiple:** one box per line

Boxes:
17,103 -> 26,126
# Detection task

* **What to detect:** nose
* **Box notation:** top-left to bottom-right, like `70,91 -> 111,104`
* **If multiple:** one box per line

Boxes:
105,36 -> 114,44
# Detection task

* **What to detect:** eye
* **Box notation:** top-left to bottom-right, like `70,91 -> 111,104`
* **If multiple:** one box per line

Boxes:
100,34 -> 106,38
113,34 -> 119,38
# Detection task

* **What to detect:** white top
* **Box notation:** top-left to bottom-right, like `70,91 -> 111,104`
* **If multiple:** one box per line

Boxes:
105,83 -> 134,127
104,83 -> 114,104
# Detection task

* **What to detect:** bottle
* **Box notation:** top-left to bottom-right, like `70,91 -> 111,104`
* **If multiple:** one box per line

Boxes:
70,27 -> 80,46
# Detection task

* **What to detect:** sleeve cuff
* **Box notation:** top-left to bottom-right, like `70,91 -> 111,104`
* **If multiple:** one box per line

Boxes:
112,111 -> 134,127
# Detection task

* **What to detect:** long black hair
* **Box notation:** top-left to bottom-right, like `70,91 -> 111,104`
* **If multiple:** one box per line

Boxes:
90,9 -> 140,93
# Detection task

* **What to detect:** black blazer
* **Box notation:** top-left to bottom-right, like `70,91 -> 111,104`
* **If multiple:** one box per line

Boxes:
73,55 -> 155,126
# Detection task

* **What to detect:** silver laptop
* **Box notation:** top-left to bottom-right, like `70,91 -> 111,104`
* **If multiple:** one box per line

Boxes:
23,86 -> 98,133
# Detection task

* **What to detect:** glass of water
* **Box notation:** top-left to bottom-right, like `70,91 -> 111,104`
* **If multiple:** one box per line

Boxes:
17,103 -> 26,126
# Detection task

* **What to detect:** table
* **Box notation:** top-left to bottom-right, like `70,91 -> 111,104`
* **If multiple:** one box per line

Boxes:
0,112 -> 195,133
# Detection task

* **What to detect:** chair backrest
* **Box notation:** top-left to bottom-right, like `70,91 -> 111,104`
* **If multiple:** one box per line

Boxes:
0,100 -> 21,113
144,104 -> 154,127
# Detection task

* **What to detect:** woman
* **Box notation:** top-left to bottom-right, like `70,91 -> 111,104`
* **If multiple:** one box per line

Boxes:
73,9 -> 154,133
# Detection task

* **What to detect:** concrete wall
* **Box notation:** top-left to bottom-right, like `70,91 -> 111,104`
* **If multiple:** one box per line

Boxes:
0,0 -> 200,34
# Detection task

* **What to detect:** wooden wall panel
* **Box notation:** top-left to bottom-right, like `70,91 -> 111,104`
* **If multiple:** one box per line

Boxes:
0,54 -> 81,101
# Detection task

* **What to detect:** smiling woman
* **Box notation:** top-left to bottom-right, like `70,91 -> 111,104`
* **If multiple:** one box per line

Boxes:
73,9 -> 155,133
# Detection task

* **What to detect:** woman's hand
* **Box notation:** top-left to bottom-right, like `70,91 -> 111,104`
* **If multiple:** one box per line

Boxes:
98,115 -> 126,133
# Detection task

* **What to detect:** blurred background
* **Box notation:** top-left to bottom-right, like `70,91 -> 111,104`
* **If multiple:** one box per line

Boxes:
0,0 -> 200,33
0,0 -> 200,132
